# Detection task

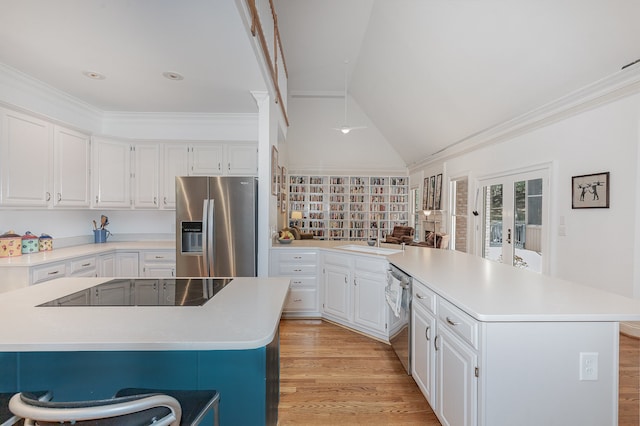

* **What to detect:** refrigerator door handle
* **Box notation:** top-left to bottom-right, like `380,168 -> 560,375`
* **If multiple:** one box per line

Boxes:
207,199 -> 215,276
201,199 -> 210,274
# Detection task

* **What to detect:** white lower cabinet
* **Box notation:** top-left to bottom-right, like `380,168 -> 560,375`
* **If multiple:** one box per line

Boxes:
411,279 -> 478,426
97,253 -> 116,277
321,252 -> 392,341
270,249 -> 319,317
140,250 -> 176,277
68,255 -> 97,277
412,300 -> 437,406
116,252 -> 139,277
31,261 -> 66,284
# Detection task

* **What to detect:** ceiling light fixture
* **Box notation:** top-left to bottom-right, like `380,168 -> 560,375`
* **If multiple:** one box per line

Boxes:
333,59 -> 366,134
82,71 -> 106,80
162,71 -> 184,81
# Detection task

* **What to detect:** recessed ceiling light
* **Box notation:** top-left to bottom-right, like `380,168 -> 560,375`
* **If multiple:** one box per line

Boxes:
162,71 -> 184,81
82,70 -> 106,80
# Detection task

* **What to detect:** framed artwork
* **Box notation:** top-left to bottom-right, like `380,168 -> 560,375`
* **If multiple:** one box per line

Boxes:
572,172 -> 609,209
271,146 -> 278,196
423,177 -> 429,210
434,174 -> 443,210
277,166 -> 282,194
281,166 -> 287,191
427,176 -> 436,210
281,192 -> 287,213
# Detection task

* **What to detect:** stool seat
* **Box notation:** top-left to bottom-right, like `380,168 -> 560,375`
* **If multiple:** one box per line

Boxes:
115,388 -> 219,426
1,391 -> 51,426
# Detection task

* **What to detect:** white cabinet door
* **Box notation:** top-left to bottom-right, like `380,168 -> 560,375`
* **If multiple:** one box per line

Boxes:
91,280 -> 131,305
53,126 -> 90,207
132,143 -> 160,209
436,325 -> 478,426
134,280 -> 160,305
162,144 -> 189,209
226,143 -> 257,175
189,143 -> 223,175
116,252 -> 139,277
412,303 -> 437,406
92,137 -> 131,208
353,271 -> 386,333
98,253 -> 116,277
0,108 -> 52,206
322,263 -> 352,321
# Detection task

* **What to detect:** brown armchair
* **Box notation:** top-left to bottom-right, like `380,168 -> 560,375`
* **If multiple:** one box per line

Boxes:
385,226 -> 415,244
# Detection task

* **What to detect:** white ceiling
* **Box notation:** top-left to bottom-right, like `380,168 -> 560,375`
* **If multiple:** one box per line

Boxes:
0,0 -> 265,113
275,0 -> 640,164
1,1 -> 640,165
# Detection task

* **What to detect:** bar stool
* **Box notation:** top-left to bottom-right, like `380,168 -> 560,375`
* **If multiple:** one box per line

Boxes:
1,391 -> 51,426
9,388 -> 219,426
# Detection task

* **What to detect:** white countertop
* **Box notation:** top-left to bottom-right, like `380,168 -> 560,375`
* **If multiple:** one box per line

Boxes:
0,241 -> 174,267
271,239 -> 640,323
388,248 -> 640,322
0,276 -> 290,352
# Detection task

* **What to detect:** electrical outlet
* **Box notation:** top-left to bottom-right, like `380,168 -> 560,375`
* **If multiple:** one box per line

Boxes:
579,352 -> 598,381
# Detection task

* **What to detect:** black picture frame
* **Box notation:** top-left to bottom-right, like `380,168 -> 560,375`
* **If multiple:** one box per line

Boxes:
427,176 -> 436,210
271,146 -> 278,196
423,177 -> 429,210
434,173 -> 443,210
572,172 -> 609,209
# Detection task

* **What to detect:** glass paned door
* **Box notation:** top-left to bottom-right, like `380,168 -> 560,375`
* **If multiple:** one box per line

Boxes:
480,171 -> 546,273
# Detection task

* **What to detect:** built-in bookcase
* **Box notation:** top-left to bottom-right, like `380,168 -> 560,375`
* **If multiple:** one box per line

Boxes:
288,174 -> 409,240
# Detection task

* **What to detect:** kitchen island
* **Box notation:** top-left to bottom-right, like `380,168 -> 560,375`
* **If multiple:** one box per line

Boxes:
0,275 -> 290,425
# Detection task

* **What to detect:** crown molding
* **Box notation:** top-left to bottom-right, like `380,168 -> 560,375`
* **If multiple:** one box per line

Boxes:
408,64 -> 640,172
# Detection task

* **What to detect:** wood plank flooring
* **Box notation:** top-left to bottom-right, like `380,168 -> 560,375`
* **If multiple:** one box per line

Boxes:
278,319 -> 640,425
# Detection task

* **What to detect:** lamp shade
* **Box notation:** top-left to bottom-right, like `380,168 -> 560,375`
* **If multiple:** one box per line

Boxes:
291,211 -> 303,220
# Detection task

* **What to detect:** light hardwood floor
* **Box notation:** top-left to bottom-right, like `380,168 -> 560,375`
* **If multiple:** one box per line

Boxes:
278,319 -> 640,425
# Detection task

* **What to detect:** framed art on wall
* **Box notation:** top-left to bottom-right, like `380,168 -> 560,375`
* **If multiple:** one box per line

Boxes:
271,146 -> 278,195
434,173 -> 443,210
572,172 -> 609,209
427,175 -> 436,210
423,177 -> 429,210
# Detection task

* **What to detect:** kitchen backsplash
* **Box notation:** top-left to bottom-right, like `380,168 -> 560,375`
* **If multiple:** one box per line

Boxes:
0,210 -> 175,247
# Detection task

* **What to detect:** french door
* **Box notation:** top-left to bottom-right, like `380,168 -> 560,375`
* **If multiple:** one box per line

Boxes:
478,168 -> 548,273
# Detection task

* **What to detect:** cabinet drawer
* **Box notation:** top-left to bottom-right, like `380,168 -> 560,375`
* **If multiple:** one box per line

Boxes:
142,251 -> 176,263
355,258 -> 388,273
284,288 -> 318,311
438,299 -> 478,349
277,251 -> 317,263
278,263 -> 317,276
32,262 -> 66,284
323,253 -> 351,267
413,279 -> 436,314
69,256 -> 96,274
288,277 -> 317,288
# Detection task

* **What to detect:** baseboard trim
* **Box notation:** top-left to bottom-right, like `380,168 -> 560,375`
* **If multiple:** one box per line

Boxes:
620,321 -> 640,339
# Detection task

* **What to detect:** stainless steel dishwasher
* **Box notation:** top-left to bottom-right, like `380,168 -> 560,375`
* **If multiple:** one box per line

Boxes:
387,264 -> 412,374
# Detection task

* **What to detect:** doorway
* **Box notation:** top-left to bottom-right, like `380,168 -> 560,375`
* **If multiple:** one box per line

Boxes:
478,167 -> 548,273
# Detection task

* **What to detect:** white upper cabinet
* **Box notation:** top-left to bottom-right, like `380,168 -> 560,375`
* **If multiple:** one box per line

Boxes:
53,125 -> 90,207
162,144 -> 189,209
226,143 -> 258,175
132,143 -> 160,209
189,142 -> 257,177
0,109 -> 52,207
189,143 -> 224,175
0,108 -> 90,208
92,136 -> 131,208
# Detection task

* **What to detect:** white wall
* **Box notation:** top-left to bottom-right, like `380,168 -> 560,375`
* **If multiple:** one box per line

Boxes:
285,96 -> 406,175
434,93 -> 640,298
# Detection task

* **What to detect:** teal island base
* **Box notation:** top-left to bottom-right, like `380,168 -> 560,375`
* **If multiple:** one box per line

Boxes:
0,332 -> 279,425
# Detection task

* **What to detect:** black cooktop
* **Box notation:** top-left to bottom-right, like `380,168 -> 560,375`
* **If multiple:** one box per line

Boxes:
39,278 -> 233,307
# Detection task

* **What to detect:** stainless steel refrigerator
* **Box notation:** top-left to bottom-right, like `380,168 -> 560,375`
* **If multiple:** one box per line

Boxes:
176,176 -> 258,277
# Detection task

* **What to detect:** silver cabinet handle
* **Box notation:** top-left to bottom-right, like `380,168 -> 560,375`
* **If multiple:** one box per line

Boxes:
228,162 -> 231,171
446,316 -> 460,326
46,192 -> 51,201
155,255 -> 164,259
293,298 -> 302,302
81,263 -> 90,267
218,162 -> 221,171
507,228 -> 512,244
292,280 -> 302,285
425,326 -> 431,341
416,293 -> 426,300
47,270 -> 60,275
153,197 -> 157,205
293,256 -> 302,259
163,196 -> 167,205
57,193 -> 62,202
434,335 -> 440,351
